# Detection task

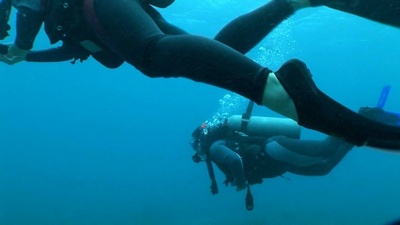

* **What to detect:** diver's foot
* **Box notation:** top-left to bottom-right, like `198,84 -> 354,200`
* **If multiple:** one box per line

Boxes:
322,136 -> 353,157
286,0 -> 311,10
262,72 -> 298,121
268,59 -> 400,150
359,107 -> 400,126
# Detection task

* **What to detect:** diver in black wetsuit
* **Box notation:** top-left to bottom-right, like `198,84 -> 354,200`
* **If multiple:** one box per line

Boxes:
1,0 -> 400,150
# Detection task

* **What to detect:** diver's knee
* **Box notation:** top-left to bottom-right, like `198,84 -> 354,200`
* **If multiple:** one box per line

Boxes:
136,34 -> 171,78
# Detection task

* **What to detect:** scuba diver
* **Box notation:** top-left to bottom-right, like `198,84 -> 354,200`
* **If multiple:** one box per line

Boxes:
190,87 -> 400,210
1,0 -> 400,150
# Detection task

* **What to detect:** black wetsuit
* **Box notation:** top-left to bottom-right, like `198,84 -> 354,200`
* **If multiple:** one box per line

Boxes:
4,0 -> 397,102
2,0 -> 294,103
3,0 -> 400,149
310,0 -> 400,28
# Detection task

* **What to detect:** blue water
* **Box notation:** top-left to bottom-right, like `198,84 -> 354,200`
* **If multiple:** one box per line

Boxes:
1,1 -> 400,224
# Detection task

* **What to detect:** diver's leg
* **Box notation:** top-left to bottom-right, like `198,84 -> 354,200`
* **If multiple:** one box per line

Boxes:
143,4 -> 188,35
90,0 -> 400,150
310,0 -> 400,28
266,136 -> 353,171
93,0 -> 272,103
268,59 -> 400,150
214,0 -> 295,54
265,138 -> 326,167
268,135 -> 346,158
285,137 -> 353,176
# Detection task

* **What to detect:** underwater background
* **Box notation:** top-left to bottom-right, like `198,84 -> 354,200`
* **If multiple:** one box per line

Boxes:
1,0 -> 400,224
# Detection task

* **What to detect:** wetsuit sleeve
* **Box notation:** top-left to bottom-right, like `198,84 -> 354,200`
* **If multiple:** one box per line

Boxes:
25,42 -> 90,62
25,41 -> 124,68
209,140 -> 246,186
266,136 -> 353,174
15,6 -> 45,50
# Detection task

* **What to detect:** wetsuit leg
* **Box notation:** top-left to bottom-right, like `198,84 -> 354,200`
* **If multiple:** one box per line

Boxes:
147,0 -> 294,53
144,0 -> 294,51
266,136 -> 352,174
310,0 -> 400,28
283,137 -> 353,176
269,135 -> 347,158
274,59 -> 400,149
143,4 -> 188,35
94,0 -> 269,103
143,0 -> 294,50
214,0 -> 294,54
265,139 -> 324,167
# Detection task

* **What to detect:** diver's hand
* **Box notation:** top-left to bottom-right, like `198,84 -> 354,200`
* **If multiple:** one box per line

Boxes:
0,54 -> 26,65
0,43 -> 29,65
232,179 -> 247,192
236,182 -> 247,192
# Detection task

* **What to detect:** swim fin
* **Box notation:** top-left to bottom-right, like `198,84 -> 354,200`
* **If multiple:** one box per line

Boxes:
274,59 -> 400,150
309,0 -> 400,28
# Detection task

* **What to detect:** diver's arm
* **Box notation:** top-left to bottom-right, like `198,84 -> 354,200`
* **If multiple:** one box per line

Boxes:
0,4 -> 45,64
2,41 -> 124,67
25,42 -> 90,62
1,42 -> 90,63
209,140 -> 247,191
14,5 -> 44,51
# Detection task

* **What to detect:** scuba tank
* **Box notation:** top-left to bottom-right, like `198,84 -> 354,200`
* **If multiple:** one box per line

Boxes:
227,101 -> 301,139
227,115 -> 301,139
